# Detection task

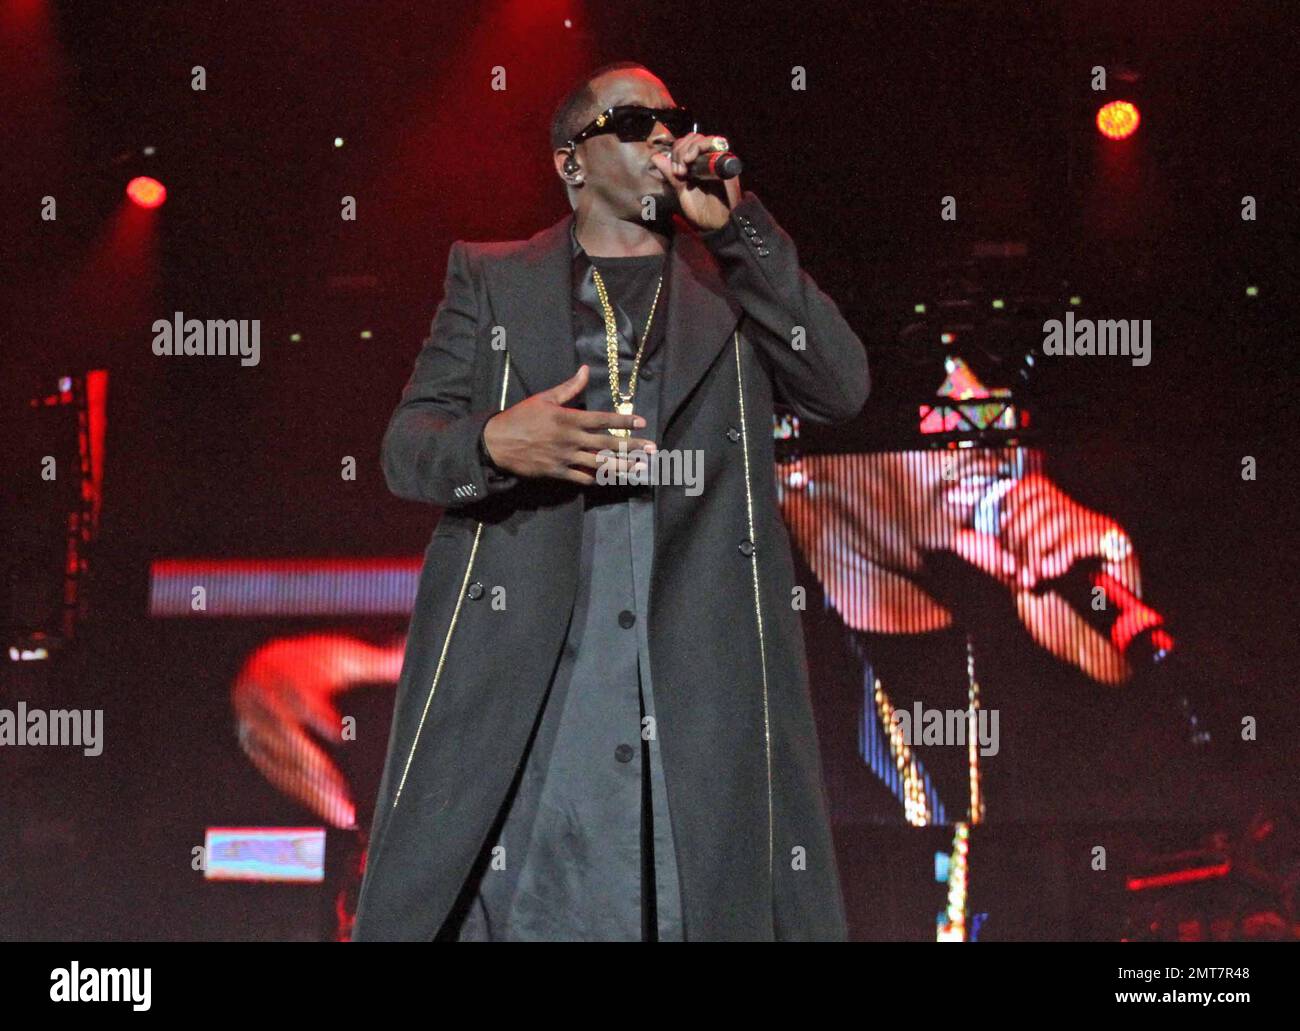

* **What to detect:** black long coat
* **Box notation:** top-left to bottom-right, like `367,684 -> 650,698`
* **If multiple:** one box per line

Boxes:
352,192 -> 870,941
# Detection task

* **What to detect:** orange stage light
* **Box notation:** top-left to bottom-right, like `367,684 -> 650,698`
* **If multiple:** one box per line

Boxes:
126,175 -> 166,208
1096,100 -> 1140,140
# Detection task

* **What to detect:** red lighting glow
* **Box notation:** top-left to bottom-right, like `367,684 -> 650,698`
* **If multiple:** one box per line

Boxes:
1096,100 -> 1140,140
126,176 -> 166,208
1126,862 -> 1230,892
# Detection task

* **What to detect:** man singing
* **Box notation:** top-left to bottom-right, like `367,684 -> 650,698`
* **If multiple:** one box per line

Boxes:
351,61 -> 869,941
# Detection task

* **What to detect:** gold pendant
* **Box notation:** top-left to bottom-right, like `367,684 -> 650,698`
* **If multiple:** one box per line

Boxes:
609,401 -> 633,437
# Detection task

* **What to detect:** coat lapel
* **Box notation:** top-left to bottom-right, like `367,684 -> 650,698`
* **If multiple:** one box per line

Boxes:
486,212 -> 740,434
658,219 -> 742,432
484,215 -> 576,410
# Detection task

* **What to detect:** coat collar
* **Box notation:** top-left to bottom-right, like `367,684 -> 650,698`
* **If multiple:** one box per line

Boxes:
483,210 -> 740,434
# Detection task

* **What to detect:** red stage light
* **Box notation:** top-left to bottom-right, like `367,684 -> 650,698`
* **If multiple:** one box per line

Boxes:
126,176 -> 166,208
1096,100 -> 1140,140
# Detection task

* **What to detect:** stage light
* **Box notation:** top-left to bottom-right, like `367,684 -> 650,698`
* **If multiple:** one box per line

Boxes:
941,332 -> 956,344
991,298 -> 1005,310
1245,285 -> 1258,297
359,330 -> 373,340
334,137 -> 344,148
1096,100 -> 1140,140
1069,295 -> 1082,306
914,303 -> 927,314
289,332 -> 302,342
126,176 -> 166,209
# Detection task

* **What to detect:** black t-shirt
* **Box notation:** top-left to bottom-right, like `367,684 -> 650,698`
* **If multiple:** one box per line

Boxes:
587,252 -> 667,362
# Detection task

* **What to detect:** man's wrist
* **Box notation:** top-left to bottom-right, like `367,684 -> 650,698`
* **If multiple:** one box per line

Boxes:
699,208 -> 741,247
697,191 -> 762,251
477,419 -> 501,471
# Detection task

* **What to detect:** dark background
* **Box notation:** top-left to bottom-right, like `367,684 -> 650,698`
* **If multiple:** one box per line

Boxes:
1,0 -> 1296,940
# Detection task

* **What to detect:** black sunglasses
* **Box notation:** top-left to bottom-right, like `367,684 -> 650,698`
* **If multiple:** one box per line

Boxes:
568,105 -> 698,147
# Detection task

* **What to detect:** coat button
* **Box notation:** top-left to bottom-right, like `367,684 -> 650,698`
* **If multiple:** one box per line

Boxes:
615,744 -> 636,763
618,609 -> 636,628
738,539 -> 755,556
466,581 -> 485,600
726,426 -> 741,442
640,366 -> 654,380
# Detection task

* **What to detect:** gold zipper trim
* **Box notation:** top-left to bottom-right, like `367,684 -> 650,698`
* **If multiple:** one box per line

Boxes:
378,337 -> 775,931
390,354 -> 512,810
733,330 -> 775,911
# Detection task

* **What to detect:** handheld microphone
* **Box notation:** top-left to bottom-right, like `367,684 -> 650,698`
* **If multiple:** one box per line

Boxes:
1040,560 -> 1220,752
1044,558 -> 1176,670
687,142 -> 743,181
969,474 -> 1214,749
968,474 -> 1169,664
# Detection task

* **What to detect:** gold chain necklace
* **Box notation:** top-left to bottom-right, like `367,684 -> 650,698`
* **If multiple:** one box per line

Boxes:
591,265 -> 663,438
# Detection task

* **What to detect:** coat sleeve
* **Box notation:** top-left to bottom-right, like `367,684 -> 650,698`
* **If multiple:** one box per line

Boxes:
380,240 -> 521,507
697,190 -> 869,424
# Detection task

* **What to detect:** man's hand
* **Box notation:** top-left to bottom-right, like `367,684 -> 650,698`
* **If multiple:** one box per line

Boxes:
777,452 -> 1143,683
232,634 -> 406,828
951,473 -> 1142,684
952,473 -> 1140,594
482,364 -> 657,486
650,133 -> 741,231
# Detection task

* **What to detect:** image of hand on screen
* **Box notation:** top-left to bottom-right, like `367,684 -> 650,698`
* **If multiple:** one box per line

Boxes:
777,447 -> 1143,685
232,634 -> 406,829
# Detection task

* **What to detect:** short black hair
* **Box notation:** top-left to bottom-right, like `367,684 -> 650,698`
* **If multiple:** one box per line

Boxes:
549,61 -> 651,152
